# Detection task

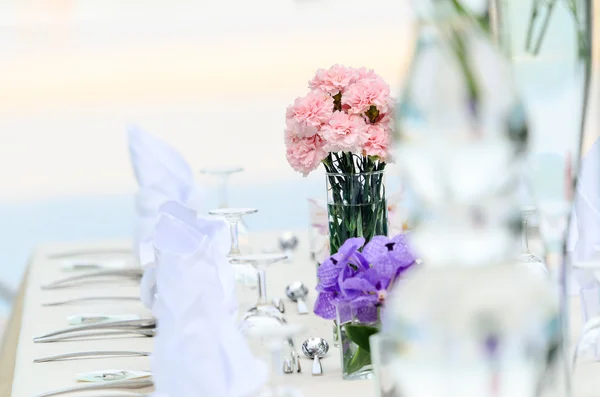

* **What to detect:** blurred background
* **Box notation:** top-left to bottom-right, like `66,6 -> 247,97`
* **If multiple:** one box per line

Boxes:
0,0 -> 416,319
0,0 -> 598,326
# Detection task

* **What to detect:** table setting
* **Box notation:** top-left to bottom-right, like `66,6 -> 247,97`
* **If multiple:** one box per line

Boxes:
2,0 -> 600,396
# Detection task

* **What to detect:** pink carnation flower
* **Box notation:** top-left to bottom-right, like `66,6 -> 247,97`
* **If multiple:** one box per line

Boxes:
286,134 -> 328,177
321,112 -> 368,154
356,67 -> 379,81
363,122 -> 391,161
309,64 -> 360,95
342,77 -> 393,116
286,91 -> 334,138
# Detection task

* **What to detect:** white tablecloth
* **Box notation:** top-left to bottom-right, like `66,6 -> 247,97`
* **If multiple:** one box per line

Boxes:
8,232 -> 375,397
5,231 -> 600,397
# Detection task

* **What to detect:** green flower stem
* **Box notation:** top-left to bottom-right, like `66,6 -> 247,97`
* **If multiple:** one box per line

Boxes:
341,323 -> 379,374
525,0 -> 542,51
448,28 -> 480,115
325,154 -> 387,255
532,0 -> 558,55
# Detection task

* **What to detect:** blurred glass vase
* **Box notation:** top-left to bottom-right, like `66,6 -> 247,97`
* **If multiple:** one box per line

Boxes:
490,0 -> 592,264
381,266 -> 561,397
395,0 -> 528,268
389,0 -> 569,394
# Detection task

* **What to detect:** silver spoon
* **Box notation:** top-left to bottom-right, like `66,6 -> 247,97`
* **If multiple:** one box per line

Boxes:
286,282 -> 309,315
278,232 -> 299,259
302,337 -> 329,376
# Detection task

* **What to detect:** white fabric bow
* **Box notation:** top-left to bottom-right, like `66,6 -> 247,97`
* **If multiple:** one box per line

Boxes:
149,202 -> 266,397
127,125 -> 202,247
569,138 -> 600,361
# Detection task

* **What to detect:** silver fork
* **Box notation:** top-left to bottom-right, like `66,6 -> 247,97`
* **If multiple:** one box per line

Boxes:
42,296 -> 140,307
34,350 -> 151,363
34,319 -> 155,341
47,247 -> 133,260
34,329 -> 156,343
32,378 -> 152,397
41,269 -> 143,290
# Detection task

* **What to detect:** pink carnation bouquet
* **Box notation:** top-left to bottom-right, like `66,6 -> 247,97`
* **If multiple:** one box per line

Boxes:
285,65 -> 395,255
285,65 -> 394,176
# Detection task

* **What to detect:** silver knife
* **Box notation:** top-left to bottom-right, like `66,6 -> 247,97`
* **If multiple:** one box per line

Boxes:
32,378 -> 152,397
34,329 -> 156,343
42,296 -> 140,307
34,350 -> 151,363
42,269 -> 143,290
47,247 -> 133,260
34,319 -> 156,341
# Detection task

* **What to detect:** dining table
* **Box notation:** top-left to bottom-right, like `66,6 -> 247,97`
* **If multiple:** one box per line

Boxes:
1,230 -> 600,397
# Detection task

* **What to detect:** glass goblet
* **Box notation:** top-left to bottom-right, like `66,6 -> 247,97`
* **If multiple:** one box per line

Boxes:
246,323 -> 306,397
230,253 -> 287,306
208,207 -> 257,257
230,253 -> 288,327
199,166 -> 244,209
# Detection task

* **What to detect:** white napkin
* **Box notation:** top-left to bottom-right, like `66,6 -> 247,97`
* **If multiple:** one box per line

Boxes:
569,138 -> 600,360
127,126 -> 203,308
128,125 -> 194,196
150,204 -> 267,397
139,201 -> 237,316
127,125 -> 203,246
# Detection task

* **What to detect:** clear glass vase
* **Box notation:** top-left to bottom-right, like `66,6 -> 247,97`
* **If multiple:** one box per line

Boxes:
326,170 -> 388,255
336,302 -> 380,380
370,333 -> 402,397
489,0 -> 591,265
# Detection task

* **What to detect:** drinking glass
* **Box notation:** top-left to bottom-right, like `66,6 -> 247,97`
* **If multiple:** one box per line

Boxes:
370,333 -> 401,397
230,253 -> 288,333
199,166 -> 244,208
246,323 -> 306,397
520,206 -> 547,275
208,208 -> 257,257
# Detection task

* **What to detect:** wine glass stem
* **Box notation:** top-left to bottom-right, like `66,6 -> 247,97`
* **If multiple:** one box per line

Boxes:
229,219 -> 240,256
522,218 -> 530,252
218,175 -> 229,209
257,268 -> 268,305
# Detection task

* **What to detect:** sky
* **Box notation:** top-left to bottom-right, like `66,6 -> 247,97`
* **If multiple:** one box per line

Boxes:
0,0 -> 415,201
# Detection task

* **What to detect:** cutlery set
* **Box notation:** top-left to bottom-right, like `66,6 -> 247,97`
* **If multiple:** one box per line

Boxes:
33,241 -> 327,396
34,255 -> 153,397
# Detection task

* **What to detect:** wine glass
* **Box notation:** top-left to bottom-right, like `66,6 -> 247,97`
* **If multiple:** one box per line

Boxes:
230,253 -> 288,331
246,323 -> 306,397
208,208 -> 257,257
199,166 -> 244,208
